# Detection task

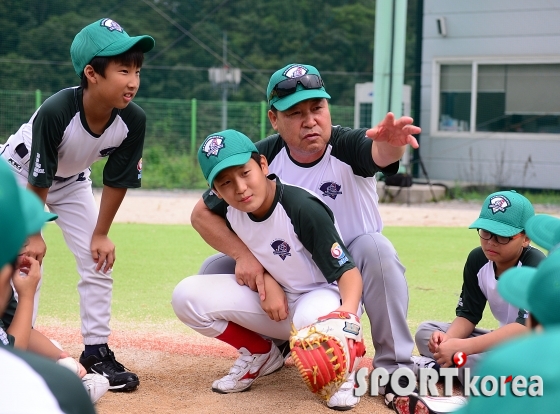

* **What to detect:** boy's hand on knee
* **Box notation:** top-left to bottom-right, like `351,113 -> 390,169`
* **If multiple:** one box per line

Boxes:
234,253 -> 266,300
91,234 -> 115,273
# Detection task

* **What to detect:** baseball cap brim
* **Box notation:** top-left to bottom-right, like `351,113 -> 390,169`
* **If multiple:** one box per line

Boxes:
97,35 -> 155,58
497,266 -> 533,311
468,217 -> 524,237
207,152 -> 252,188
271,89 -> 331,111
525,214 -> 560,251
18,188 -> 57,236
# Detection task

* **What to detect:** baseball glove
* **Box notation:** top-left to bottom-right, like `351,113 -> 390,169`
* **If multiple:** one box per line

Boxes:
289,311 -> 366,400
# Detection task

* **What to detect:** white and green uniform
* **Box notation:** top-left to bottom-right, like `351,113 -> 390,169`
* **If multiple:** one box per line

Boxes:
0,346 -> 95,414
0,86 -> 146,345
415,246 -> 545,383
199,126 -> 414,372
172,177 -> 359,340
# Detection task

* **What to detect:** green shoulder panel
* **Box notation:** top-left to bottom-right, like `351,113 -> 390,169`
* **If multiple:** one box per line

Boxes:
278,184 -> 355,283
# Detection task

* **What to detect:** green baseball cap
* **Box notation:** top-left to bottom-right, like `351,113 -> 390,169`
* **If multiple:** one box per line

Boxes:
0,158 -> 58,268
0,158 -> 27,268
469,190 -> 534,237
498,249 -> 560,327
197,129 -> 259,187
524,214 -> 560,252
454,327 -> 560,413
266,63 -> 331,111
71,18 -> 155,77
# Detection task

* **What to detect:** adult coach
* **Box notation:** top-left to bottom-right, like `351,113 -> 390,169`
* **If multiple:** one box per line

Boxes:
192,63 -> 420,408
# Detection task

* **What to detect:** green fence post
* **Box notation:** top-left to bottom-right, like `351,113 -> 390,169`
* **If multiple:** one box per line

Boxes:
260,101 -> 266,140
35,89 -> 42,109
190,98 -> 197,156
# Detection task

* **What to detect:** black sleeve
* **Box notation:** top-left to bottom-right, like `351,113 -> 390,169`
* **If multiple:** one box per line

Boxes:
255,134 -> 285,165
456,247 -> 489,325
329,126 -> 400,177
103,103 -> 146,188
280,185 -> 355,283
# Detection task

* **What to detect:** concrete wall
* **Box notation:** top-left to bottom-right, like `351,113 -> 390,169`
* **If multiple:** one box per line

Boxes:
420,0 -> 560,189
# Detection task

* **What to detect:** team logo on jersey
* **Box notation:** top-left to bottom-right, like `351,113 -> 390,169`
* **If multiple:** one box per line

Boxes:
101,18 -> 123,32
319,181 -> 342,199
283,65 -> 308,78
32,154 -> 44,178
99,147 -> 117,157
331,242 -> 348,266
488,195 -> 511,214
201,135 -> 225,158
271,239 -> 292,261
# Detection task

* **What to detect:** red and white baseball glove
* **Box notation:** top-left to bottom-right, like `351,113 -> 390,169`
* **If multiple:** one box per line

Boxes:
289,311 -> 366,400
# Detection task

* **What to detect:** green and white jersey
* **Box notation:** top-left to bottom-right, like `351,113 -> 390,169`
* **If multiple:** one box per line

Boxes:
255,126 -> 398,244
457,246 -> 545,327
206,176 -> 355,295
0,347 -> 95,414
6,86 -> 145,188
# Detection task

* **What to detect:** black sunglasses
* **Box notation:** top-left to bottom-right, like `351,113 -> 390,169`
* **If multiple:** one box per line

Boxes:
269,74 -> 324,100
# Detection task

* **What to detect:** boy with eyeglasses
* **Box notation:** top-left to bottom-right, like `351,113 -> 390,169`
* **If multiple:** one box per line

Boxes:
412,190 -> 545,386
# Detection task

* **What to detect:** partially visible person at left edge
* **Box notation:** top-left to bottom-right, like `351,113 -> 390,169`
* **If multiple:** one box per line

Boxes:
0,157 -> 96,414
0,18 -> 155,392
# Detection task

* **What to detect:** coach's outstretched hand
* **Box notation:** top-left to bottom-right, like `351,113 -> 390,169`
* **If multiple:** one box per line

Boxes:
366,112 -> 420,149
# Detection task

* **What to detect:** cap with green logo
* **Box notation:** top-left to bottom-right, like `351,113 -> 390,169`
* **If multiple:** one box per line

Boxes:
197,129 -> 258,188
469,190 -> 534,237
71,18 -> 155,77
454,327 -> 560,413
267,63 -> 331,111
524,214 -> 560,252
498,248 -> 560,327
0,158 -> 58,268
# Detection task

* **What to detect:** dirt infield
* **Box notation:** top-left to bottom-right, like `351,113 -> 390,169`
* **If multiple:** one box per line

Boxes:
41,190 -> 558,413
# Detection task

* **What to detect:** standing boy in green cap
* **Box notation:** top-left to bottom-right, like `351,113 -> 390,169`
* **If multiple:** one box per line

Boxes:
0,18 -> 155,391
412,190 -> 545,386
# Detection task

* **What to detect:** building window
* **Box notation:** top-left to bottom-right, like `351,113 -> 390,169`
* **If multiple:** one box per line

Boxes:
438,63 -> 560,133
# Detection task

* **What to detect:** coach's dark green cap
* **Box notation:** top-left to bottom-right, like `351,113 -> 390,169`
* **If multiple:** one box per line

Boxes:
498,249 -> 560,327
198,129 -> 258,188
267,63 -> 331,111
454,327 -> 560,413
71,18 -> 155,77
469,190 -> 534,237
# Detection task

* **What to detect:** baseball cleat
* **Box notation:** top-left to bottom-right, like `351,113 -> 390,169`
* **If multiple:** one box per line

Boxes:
211,342 -> 283,393
411,355 -> 437,377
393,395 -> 467,414
82,373 -> 110,404
380,372 -> 418,410
79,346 -> 139,392
327,374 -> 360,411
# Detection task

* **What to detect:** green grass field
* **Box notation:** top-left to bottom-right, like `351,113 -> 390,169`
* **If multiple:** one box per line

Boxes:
39,224 -> 500,337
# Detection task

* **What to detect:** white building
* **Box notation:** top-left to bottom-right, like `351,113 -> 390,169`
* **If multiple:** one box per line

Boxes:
419,0 -> 560,189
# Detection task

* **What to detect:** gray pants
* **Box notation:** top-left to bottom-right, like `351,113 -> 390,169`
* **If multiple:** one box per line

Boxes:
199,232 -> 414,373
415,321 -> 489,384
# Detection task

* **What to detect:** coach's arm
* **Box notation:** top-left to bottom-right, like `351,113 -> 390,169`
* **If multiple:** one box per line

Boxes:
191,198 -> 267,300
